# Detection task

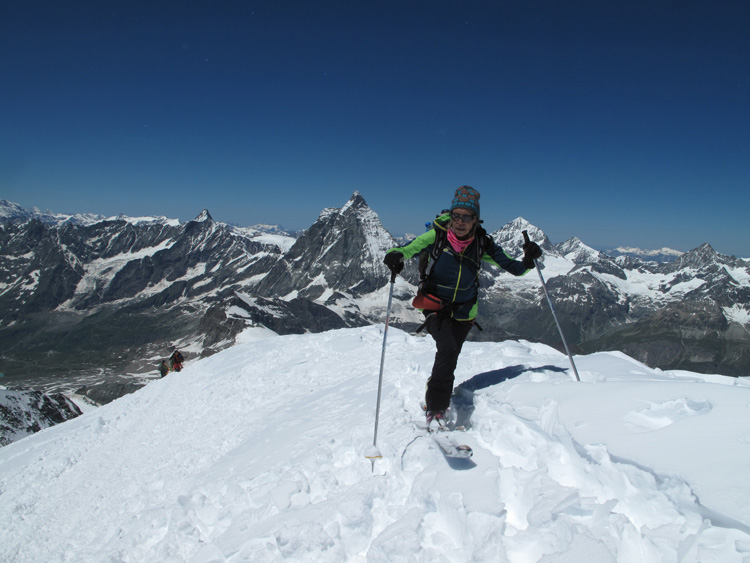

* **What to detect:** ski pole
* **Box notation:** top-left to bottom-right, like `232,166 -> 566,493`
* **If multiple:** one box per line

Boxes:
365,269 -> 398,468
523,230 -> 581,382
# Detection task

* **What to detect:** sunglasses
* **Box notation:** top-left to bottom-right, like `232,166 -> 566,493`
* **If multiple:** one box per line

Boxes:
451,212 -> 475,223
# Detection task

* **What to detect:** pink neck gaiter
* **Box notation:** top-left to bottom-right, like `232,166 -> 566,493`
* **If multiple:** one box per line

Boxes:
447,229 -> 474,254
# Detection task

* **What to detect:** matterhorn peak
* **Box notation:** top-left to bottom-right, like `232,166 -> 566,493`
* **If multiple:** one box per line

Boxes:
193,209 -> 213,223
340,191 -> 368,213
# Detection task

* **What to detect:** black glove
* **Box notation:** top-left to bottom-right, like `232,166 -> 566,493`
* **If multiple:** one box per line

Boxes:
384,251 -> 404,274
522,241 -> 542,269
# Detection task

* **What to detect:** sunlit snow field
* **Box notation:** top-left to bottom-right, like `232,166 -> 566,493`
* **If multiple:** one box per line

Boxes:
1,325 -> 749,562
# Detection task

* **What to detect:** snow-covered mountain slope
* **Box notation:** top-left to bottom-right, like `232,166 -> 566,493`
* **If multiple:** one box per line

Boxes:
1,326 -> 748,562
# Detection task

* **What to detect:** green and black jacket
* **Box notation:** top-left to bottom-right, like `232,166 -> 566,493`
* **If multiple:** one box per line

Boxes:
388,214 -> 530,321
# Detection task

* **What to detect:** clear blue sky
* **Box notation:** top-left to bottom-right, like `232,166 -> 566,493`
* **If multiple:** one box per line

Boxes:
1,1 -> 748,256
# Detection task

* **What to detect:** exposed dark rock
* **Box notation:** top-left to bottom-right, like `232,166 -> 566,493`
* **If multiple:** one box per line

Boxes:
0,390 -> 82,446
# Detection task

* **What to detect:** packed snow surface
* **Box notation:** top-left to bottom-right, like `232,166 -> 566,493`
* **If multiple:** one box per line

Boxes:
2,326 -> 750,562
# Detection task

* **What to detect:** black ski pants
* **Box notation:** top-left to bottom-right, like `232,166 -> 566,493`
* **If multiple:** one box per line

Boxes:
424,314 -> 473,412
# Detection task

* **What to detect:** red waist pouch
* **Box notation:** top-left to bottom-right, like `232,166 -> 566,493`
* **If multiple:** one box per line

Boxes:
411,291 -> 444,311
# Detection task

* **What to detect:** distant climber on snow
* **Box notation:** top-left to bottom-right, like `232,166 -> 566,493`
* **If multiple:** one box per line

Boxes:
159,359 -> 170,378
170,349 -> 184,372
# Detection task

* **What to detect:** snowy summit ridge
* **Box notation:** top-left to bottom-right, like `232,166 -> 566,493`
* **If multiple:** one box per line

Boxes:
1,325 -> 749,561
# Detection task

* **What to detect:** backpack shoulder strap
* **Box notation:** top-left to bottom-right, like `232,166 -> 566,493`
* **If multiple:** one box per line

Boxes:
472,226 -> 490,291
475,225 -> 489,258
422,218 -> 450,281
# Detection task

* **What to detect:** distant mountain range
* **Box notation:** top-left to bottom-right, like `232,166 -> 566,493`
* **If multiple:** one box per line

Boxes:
0,198 -> 107,226
605,246 -> 684,263
1,194 -> 748,408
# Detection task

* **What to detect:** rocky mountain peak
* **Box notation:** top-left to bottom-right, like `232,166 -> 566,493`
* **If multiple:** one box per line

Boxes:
669,242 -> 720,271
341,191 -> 367,212
193,209 -> 213,223
252,193 -> 395,301
492,217 -> 550,254
319,192 -> 370,222
555,237 -> 603,265
0,199 -> 30,222
556,236 -> 584,252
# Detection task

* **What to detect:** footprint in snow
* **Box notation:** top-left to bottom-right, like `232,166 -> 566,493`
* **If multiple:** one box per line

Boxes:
623,398 -> 712,433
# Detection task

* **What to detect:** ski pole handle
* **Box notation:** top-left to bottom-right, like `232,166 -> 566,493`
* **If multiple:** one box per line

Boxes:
522,229 -> 538,268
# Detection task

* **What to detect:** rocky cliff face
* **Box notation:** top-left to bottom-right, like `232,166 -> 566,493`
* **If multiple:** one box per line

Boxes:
0,208 -> 294,393
574,244 -> 750,375
0,390 -> 82,446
